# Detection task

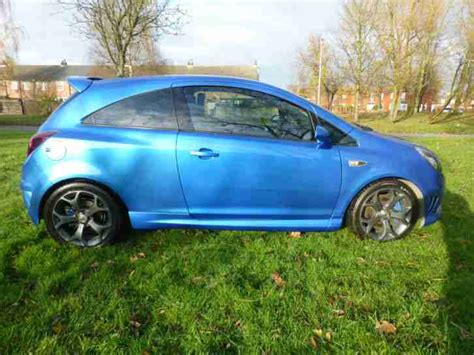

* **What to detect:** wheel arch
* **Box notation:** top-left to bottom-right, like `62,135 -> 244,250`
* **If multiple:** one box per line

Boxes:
38,178 -> 130,222
342,176 -> 425,227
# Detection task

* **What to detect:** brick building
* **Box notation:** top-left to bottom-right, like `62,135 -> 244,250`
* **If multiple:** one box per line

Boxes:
288,85 -> 439,114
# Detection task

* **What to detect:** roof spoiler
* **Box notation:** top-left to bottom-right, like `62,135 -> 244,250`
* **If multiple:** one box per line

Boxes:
67,76 -> 103,93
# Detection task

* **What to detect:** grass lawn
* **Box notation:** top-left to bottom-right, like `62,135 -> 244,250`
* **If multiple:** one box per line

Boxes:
353,112 -> 474,135
0,114 -> 46,127
0,131 -> 473,353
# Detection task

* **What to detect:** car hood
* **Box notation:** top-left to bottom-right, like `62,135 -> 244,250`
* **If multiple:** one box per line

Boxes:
362,129 -> 418,148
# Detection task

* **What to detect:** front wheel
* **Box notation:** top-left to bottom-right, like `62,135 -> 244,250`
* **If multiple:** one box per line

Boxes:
43,182 -> 125,247
347,179 -> 419,241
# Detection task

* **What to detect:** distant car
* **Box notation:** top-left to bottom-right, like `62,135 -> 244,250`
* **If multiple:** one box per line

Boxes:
21,76 -> 444,247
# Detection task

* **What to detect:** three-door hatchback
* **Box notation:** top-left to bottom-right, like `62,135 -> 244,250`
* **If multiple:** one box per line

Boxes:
21,75 -> 444,247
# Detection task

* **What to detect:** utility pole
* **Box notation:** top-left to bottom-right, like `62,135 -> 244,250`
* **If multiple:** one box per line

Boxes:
317,37 -> 324,105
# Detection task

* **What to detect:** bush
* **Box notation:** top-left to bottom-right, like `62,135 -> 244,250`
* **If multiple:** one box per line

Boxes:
37,94 -> 60,116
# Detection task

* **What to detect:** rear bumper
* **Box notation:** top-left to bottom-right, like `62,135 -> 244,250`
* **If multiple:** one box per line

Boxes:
20,177 -> 40,225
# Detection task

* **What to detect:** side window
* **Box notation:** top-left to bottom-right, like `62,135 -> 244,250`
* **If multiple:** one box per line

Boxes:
318,118 -> 357,146
84,89 -> 177,129
177,86 -> 314,141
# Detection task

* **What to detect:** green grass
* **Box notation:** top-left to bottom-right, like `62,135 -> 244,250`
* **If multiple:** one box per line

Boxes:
352,112 -> 474,134
0,114 -> 46,126
0,131 -> 473,353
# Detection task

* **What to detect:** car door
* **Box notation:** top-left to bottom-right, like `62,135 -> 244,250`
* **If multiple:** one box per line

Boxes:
173,83 -> 342,221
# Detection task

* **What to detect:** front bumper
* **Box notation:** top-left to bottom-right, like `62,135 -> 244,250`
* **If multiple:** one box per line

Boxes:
422,173 -> 445,227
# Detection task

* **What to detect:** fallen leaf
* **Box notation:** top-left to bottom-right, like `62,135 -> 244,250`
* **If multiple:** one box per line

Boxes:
130,252 -> 146,262
375,260 -> 389,267
325,331 -> 332,342
235,320 -> 241,328
356,257 -> 367,264
191,276 -> 205,285
313,328 -> 323,337
130,320 -> 141,329
90,261 -> 99,270
310,336 -> 318,349
332,309 -> 345,317
376,320 -> 397,335
51,316 -> 65,335
52,321 -> 64,334
271,272 -> 285,287
289,231 -> 303,238
423,292 -> 440,302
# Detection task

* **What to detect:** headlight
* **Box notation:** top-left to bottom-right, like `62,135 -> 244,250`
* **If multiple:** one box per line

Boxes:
415,146 -> 442,171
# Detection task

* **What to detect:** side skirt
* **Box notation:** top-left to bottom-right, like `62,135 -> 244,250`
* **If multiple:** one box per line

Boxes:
129,212 -> 343,232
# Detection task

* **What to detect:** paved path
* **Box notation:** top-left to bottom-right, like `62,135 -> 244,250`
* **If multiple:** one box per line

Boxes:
395,133 -> 474,138
0,125 -> 39,132
1,125 -> 474,138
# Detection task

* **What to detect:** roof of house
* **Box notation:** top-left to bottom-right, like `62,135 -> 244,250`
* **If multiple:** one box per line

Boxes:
0,64 -> 260,82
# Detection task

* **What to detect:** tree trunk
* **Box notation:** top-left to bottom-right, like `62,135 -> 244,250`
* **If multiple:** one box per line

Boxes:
328,92 -> 336,111
389,89 -> 400,122
414,86 -> 427,113
412,64 -> 427,114
19,83 -> 25,115
353,86 -> 360,123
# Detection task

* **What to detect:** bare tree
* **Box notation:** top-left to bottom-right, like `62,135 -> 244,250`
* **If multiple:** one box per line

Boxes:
59,0 -> 186,77
0,0 -> 19,61
406,0 -> 447,116
375,0 -> 422,122
431,0 -> 473,120
336,0 -> 379,122
0,0 -> 23,113
297,34 -> 344,110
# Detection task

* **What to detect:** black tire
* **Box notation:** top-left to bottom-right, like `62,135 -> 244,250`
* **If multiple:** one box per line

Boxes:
347,179 -> 419,241
43,182 -> 126,247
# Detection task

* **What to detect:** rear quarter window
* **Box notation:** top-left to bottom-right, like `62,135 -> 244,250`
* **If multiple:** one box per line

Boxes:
83,89 -> 177,129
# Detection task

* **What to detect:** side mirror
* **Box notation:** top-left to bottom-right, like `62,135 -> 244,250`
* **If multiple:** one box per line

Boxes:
315,125 -> 332,148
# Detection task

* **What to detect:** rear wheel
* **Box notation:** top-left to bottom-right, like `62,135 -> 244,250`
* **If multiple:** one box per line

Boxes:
347,179 -> 419,241
43,182 -> 125,247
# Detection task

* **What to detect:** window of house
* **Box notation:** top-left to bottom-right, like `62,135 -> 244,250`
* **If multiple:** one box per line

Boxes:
10,81 -> 18,90
176,86 -> 314,141
83,89 -> 177,129
23,82 -> 30,90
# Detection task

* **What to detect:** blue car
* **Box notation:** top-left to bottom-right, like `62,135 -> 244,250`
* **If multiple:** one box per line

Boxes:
21,75 -> 444,247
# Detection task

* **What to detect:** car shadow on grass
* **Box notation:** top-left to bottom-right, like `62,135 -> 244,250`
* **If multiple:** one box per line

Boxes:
440,191 -> 474,352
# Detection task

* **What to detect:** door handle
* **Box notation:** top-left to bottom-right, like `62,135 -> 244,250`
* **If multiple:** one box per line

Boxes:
190,148 -> 219,159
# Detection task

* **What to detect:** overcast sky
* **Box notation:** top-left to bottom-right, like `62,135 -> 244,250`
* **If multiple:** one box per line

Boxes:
13,0 -> 341,88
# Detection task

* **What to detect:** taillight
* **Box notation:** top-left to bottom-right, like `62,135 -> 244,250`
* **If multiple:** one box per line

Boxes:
27,131 -> 56,156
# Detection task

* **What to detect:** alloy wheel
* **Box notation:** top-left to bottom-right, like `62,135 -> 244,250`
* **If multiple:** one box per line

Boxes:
51,190 -> 113,247
358,187 -> 413,241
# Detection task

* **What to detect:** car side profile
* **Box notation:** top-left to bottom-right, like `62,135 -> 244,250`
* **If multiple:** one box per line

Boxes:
21,75 -> 444,247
